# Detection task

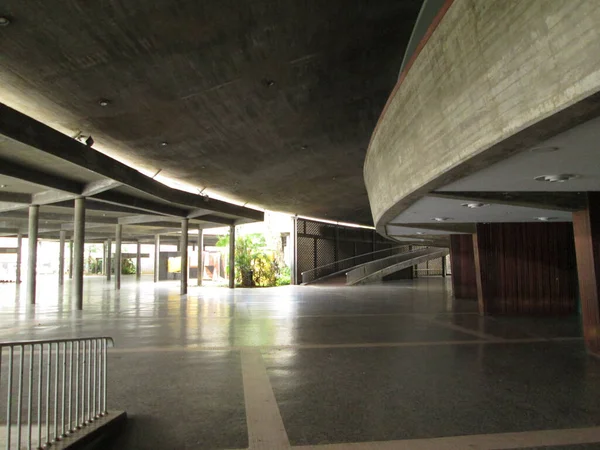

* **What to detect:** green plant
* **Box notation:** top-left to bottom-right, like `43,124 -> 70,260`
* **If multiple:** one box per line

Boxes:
122,258 -> 136,275
217,232 -> 290,287
276,266 -> 291,286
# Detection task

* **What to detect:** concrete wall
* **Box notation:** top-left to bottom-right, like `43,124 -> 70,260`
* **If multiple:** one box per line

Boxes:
364,0 -> 600,234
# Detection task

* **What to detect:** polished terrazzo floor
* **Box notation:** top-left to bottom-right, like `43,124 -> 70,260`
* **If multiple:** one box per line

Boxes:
1,275 -> 600,449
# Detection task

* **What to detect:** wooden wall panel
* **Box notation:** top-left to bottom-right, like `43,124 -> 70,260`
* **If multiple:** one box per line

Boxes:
449,234 -> 477,299
473,222 -> 578,315
573,192 -> 600,354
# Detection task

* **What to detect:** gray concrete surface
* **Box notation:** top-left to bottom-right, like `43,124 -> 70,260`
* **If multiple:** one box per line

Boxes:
1,276 -> 600,449
365,0 -> 600,233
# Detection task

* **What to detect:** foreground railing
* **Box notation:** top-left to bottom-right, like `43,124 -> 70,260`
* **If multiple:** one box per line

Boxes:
1,337 -> 114,449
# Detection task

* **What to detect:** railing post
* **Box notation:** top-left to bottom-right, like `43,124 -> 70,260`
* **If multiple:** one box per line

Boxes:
16,346 -> 24,448
61,341 -> 67,437
54,342 -> 59,440
45,343 -> 51,444
68,341 -> 73,433
6,347 -> 13,450
103,339 -> 107,415
27,345 -> 34,448
37,344 -> 43,447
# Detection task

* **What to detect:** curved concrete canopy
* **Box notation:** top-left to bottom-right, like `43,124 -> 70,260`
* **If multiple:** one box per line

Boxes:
364,0 -> 600,241
0,0 -> 423,224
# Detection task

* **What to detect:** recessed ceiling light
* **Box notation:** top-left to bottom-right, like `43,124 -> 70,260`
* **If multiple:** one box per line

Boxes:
530,146 -> 559,153
432,217 -> 451,222
416,232 -> 425,235
461,202 -> 489,209
535,217 -> 556,222
534,174 -> 578,183
0,184 -> 7,188
98,99 -> 110,107
0,17 -> 10,26
160,142 -> 168,147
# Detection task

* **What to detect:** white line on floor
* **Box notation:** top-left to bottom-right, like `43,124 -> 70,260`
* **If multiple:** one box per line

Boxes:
241,347 -> 290,450
293,426 -> 600,449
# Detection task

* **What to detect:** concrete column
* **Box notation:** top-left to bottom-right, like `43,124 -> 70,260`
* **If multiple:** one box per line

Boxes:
197,227 -> 203,286
573,192 -> 600,355
106,239 -> 112,282
291,215 -> 298,285
102,242 -> 106,275
73,197 -> 85,310
69,240 -> 73,279
154,234 -> 160,282
180,219 -> 189,295
58,230 -> 66,286
136,241 -> 142,281
228,225 -> 235,289
15,233 -> 22,284
441,255 -> 447,278
26,205 -> 39,304
115,224 -> 122,290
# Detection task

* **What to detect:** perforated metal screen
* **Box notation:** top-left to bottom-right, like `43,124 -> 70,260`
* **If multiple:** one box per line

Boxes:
296,218 -> 397,283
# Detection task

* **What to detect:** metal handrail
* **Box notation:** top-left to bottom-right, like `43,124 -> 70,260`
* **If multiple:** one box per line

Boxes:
1,336 -> 115,450
300,245 -> 409,276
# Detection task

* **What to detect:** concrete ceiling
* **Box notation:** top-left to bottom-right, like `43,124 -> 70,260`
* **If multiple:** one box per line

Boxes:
0,0 -> 423,224
387,115 -> 600,243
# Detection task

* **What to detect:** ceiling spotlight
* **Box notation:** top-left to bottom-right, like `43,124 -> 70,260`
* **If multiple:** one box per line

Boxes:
433,217 -> 451,222
160,142 -> 168,147
301,145 -> 308,150
461,202 -> 489,209
263,79 -> 276,87
534,174 -> 577,183
536,217 -> 556,222
0,17 -> 10,26
0,184 -> 7,188
98,99 -> 110,107
530,146 -> 559,153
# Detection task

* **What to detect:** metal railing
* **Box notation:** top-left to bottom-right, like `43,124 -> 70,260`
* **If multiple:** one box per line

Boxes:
1,337 -> 114,450
301,245 -> 411,284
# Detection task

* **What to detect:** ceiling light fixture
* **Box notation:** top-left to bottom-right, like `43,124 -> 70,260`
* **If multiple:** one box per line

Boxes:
534,174 -> 577,183
535,217 -> 556,222
98,99 -> 110,107
461,202 -> 489,209
0,17 -> 10,26
416,232 -> 425,235
160,142 -> 168,147
0,184 -> 7,188
432,217 -> 451,222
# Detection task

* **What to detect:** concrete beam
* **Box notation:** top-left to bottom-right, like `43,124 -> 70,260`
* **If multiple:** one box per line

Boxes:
0,104 -> 263,222
92,191 -> 187,217
0,156 -> 82,194
0,210 -> 114,224
0,192 -> 32,204
31,179 -> 123,206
